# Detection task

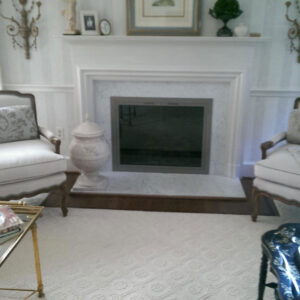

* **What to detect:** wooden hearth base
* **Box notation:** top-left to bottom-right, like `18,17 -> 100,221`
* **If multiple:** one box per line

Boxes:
44,174 -> 279,216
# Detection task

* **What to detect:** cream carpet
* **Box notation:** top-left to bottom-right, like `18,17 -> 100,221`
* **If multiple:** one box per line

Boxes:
0,202 -> 299,300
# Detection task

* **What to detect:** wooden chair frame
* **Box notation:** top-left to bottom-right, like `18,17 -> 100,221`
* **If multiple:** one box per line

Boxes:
252,97 -> 300,222
0,90 -> 68,216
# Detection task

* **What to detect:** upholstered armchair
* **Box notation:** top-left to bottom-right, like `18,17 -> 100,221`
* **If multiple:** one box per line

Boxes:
0,91 -> 68,216
252,98 -> 300,221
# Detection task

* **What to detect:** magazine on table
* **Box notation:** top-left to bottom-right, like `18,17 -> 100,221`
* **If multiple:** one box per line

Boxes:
0,205 -> 24,243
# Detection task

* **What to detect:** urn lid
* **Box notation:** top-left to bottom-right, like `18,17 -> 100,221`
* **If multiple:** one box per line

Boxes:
72,119 -> 104,138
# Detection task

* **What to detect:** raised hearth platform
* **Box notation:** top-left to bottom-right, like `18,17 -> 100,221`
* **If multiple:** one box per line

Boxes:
46,175 -> 277,215
71,172 -> 245,200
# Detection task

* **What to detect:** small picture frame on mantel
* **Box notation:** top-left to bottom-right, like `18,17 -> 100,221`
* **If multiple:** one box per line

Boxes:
80,11 -> 99,35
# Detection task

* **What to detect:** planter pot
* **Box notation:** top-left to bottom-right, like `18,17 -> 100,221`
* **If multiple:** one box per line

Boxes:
217,21 -> 233,37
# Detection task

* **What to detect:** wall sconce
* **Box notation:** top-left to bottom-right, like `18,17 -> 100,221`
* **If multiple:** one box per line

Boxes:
285,1 -> 300,63
0,0 -> 41,59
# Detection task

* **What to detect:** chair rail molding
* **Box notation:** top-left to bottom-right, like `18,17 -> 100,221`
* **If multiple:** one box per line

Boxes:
250,88 -> 300,98
2,84 -> 299,99
2,83 -> 74,94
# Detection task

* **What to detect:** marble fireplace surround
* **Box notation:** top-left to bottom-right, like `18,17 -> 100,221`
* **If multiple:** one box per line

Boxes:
77,68 -> 246,179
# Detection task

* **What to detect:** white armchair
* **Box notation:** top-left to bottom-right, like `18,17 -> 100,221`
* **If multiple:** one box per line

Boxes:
0,91 -> 68,216
252,98 -> 300,221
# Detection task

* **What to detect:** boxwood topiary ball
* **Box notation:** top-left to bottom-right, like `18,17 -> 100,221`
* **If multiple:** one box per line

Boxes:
212,0 -> 242,20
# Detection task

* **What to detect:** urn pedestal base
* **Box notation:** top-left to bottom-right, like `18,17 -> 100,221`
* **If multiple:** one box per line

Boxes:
74,173 -> 108,191
217,23 -> 233,37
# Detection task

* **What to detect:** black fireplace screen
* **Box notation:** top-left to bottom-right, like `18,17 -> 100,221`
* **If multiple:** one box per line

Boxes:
111,97 -> 212,174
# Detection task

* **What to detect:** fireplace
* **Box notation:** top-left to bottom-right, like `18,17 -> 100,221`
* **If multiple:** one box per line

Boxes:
65,37 -> 258,200
111,97 -> 212,174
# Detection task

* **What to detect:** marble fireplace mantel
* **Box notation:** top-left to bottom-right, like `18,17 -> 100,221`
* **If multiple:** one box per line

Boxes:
64,35 -> 269,180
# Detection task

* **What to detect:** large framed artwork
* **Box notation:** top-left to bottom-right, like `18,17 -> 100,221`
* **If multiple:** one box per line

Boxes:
127,0 -> 201,36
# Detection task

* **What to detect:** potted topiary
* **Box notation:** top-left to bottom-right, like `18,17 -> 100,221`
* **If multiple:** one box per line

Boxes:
209,0 -> 243,37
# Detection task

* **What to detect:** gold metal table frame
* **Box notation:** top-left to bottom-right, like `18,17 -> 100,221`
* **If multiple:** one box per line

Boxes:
0,201 -> 44,300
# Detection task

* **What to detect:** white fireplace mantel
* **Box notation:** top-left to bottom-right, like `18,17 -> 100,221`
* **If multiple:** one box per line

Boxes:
61,35 -> 271,44
63,35 -> 270,72
65,35 -> 269,179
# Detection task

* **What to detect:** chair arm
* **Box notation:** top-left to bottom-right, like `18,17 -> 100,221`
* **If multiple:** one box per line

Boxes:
38,126 -> 61,154
261,131 -> 287,159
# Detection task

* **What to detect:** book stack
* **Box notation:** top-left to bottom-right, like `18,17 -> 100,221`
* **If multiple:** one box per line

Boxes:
0,205 -> 24,244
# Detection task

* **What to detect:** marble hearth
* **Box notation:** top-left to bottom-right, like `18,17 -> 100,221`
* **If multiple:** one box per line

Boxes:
72,172 -> 245,199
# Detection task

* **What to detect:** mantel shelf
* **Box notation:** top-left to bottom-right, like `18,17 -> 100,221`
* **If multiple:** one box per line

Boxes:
59,35 -> 271,45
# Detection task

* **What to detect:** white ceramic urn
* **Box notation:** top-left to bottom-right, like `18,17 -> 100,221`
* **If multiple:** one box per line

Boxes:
234,23 -> 248,37
70,119 -> 110,190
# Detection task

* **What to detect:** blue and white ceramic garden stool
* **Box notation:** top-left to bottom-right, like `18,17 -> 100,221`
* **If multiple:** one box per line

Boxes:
258,223 -> 300,300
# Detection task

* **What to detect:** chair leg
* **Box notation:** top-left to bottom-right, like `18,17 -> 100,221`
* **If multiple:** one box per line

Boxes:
258,251 -> 268,300
252,187 -> 260,222
60,183 -> 68,217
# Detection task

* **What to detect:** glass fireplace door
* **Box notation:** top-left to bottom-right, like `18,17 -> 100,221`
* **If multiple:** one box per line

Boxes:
111,97 -> 212,174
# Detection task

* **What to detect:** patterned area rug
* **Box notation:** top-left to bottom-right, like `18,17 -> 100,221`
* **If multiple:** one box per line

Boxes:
0,203 -> 299,300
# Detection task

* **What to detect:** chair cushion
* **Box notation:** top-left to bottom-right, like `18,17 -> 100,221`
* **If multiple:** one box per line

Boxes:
255,144 -> 300,189
0,105 -> 38,143
0,139 -> 67,185
287,109 -> 300,144
0,173 -> 66,199
254,178 -> 300,203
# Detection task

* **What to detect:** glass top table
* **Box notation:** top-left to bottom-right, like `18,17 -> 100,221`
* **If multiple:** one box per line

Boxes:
0,201 -> 44,300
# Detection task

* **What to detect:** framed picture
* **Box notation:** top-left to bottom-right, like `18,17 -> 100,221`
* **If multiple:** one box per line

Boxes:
127,0 -> 201,36
80,11 -> 99,35
99,19 -> 112,36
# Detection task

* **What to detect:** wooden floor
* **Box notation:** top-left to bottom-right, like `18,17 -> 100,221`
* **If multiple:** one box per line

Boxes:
45,173 -> 279,216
